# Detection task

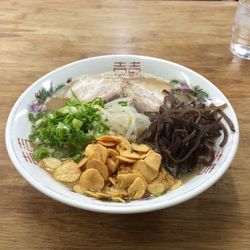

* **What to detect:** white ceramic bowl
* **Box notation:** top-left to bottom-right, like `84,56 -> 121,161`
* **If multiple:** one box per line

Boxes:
5,55 -> 239,213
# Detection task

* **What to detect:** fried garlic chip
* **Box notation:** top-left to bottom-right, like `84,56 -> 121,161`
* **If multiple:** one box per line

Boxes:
147,183 -> 166,196
77,156 -> 89,168
115,155 -> 136,163
84,143 -> 108,163
98,141 -> 117,147
86,159 -> 109,180
79,168 -> 105,191
120,150 -> 141,160
111,197 -> 126,203
108,185 -> 128,197
54,160 -> 81,182
170,179 -> 183,190
128,177 -> 146,200
39,157 -> 62,173
96,135 -> 122,143
94,144 -> 108,163
144,150 -> 162,172
107,148 -> 119,157
132,160 -> 158,183
117,172 -> 145,189
106,158 -> 118,174
131,143 -> 150,153
73,184 -> 85,194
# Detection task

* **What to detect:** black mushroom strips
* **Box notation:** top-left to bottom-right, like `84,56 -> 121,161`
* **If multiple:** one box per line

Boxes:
139,89 -> 235,178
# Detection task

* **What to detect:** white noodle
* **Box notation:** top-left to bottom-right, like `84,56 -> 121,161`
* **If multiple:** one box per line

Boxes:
98,98 -> 151,140
125,111 -> 136,139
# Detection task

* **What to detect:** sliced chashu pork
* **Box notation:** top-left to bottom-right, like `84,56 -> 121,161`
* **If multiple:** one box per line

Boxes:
46,74 -> 168,113
64,75 -> 123,102
123,78 -> 165,113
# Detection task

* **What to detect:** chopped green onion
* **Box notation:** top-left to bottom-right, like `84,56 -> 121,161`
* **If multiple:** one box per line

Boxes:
32,148 -> 49,161
29,97 -> 109,161
118,101 -> 128,106
170,80 -> 180,85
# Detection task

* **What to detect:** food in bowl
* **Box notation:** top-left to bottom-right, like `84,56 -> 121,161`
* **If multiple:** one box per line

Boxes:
27,72 -> 235,202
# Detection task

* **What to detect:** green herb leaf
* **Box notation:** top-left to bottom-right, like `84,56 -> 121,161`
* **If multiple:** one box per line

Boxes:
32,148 -> 49,161
170,80 -> 180,85
54,84 -> 65,92
118,101 -> 128,106
194,86 -> 209,101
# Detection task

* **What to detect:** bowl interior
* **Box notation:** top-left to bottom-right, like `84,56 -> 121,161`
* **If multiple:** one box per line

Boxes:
6,55 -> 239,213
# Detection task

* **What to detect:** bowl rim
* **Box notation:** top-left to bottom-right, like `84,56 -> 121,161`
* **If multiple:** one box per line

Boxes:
5,54 -> 239,214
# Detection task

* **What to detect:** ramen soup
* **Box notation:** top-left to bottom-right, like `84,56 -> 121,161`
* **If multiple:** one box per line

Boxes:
28,73 -> 235,202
